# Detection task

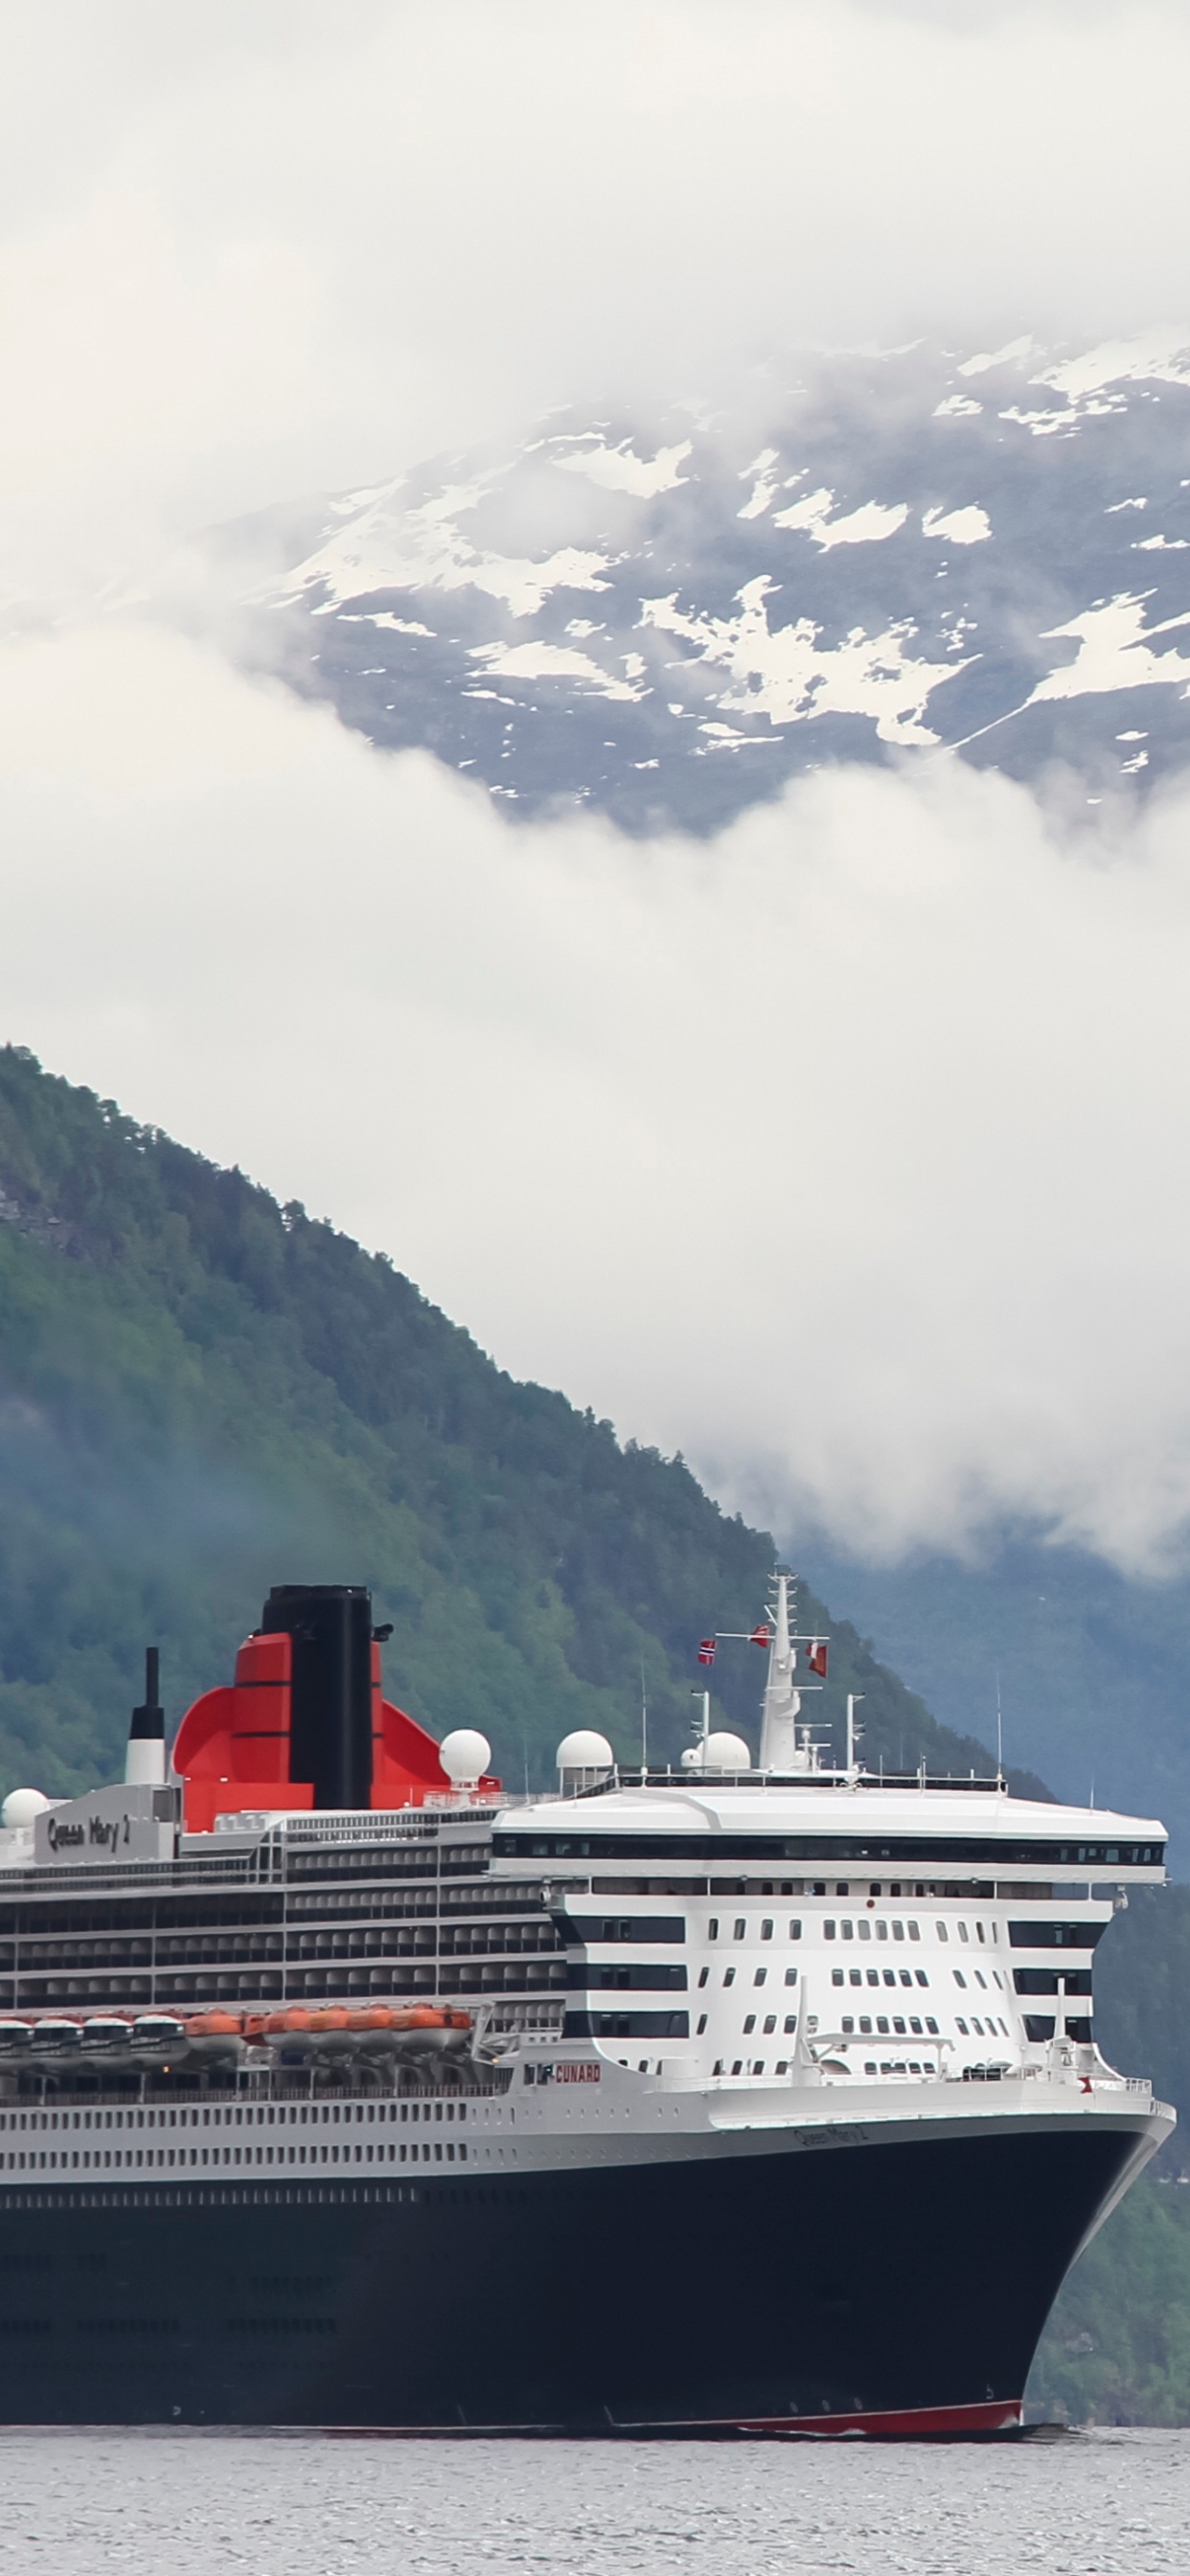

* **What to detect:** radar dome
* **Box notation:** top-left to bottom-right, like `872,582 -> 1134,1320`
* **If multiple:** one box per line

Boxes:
438,1730 -> 492,1788
689,1732 -> 751,1772
556,1730 -> 614,1790
2,1788 -> 49,1829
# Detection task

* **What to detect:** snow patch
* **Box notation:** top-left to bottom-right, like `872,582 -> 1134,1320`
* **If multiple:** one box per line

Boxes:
922,505 -> 992,545
552,437 -> 692,497
640,576 -> 970,746
738,449 -> 781,520
1033,326 -> 1190,402
1134,535 -> 1189,551
933,395 -> 983,418
1028,592 -> 1190,707
273,474 -> 616,620
469,639 -> 645,700
772,489 -> 909,548
958,336 -> 1035,378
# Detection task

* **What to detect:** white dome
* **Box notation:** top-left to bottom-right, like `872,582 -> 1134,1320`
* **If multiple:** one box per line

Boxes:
2,1788 -> 49,1829
439,1729 -> 492,1787
690,1732 -> 752,1772
556,1730 -> 614,1775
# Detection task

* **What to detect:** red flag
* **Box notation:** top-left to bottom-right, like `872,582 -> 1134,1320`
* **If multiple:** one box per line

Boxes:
698,1639 -> 717,1667
749,1624 -> 771,1648
806,1640 -> 828,1678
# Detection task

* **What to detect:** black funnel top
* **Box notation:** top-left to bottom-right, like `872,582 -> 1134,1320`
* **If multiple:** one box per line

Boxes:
128,1646 -> 164,1743
262,1584 -> 374,1810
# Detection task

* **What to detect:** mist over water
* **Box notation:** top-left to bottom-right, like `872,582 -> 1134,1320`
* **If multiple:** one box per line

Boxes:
0,2427 -> 1185,2574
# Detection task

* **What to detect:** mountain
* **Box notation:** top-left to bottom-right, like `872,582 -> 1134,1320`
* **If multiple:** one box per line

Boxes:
181,330 -> 1190,836
1,1041 -> 1187,2421
794,1539 -> 1190,1877
0,1044 -> 1009,1802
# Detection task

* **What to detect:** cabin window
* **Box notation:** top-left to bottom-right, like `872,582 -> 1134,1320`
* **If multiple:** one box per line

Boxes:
723,1967 -> 736,1987
841,1921 -> 854,1940
708,1920 -> 719,1940
975,1970 -> 988,1990
734,1920 -> 746,1941
937,1923 -> 949,1944
698,1966 -> 709,1987
763,2014 -> 776,2034
955,2017 -> 969,2035
744,2016 -> 756,2035
893,2017 -> 906,2035
824,1921 -> 836,1940
958,1923 -> 970,1943
909,2017 -> 923,2035
915,1970 -> 928,1987
785,1967 -> 798,1986
877,2016 -> 890,2036
754,1967 -> 767,1986
850,1969 -> 861,1987
841,2017 -> 855,2034
976,1922 -> 985,1943
953,1970 -> 967,1988
892,1921 -> 904,1942
731,2061 -> 743,2076
696,2015 -> 707,2035
789,1920 -> 803,1940
858,1920 -> 871,1942
832,1969 -> 844,1987
926,2017 -> 939,2035
908,1922 -> 920,1941
783,2014 -> 797,2035
859,2016 -> 872,2034
761,1920 -> 773,1941
876,1921 -> 888,1943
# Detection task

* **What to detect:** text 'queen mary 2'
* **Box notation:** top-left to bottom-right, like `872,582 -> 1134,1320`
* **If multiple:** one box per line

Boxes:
0,1576 -> 1171,2435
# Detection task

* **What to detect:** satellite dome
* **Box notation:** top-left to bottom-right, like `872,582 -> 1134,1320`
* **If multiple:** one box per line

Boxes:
2,1788 -> 49,1829
438,1730 -> 492,1788
556,1730 -> 614,1790
688,1732 -> 751,1772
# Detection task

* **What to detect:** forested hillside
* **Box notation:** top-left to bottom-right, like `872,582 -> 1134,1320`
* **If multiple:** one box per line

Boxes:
3,1041 -> 1185,2426
0,1046 -> 1009,1801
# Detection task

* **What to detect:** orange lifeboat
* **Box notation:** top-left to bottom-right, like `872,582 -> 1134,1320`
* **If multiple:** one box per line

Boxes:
184,2009 -> 246,2064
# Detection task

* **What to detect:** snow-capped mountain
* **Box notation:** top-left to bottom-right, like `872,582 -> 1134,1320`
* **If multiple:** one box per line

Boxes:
207,331 -> 1190,832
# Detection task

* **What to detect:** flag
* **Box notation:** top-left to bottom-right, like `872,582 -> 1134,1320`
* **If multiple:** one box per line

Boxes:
806,1640 -> 828,1678
698,1639 -> 717,1667
749,1624 -> 771,1648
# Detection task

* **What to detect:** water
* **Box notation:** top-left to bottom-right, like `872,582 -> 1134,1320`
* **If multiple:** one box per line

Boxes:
0,2429 -> 1185,2575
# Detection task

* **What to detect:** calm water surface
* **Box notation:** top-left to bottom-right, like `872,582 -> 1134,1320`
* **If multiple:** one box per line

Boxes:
0,2428 -> 1183,2575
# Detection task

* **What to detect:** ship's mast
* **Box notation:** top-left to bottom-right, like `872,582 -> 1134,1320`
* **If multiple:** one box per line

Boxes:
759,1570 -> 803,1770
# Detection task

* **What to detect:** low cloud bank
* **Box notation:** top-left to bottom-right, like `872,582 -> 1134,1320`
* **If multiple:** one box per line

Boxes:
3,625 -> 1190,1575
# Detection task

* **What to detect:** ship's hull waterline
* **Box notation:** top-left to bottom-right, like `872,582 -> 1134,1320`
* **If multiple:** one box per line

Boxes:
0,2102 -> 1162,2432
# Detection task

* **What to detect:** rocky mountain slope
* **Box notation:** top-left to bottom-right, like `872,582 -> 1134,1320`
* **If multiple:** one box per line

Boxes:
192,329 -> 1190,833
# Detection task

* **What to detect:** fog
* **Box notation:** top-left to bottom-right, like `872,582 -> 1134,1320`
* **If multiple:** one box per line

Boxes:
1,1 -> 1190,597
4,626 -> 1190,1575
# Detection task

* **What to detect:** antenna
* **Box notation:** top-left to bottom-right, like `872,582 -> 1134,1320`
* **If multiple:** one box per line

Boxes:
845,1693 -> 864,1775
995,1664 -> 1003,1779
640,1657 -> 648,1773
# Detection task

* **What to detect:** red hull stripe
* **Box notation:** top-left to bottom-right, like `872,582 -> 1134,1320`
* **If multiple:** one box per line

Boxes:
330,2397 -> 1023,2442
726,2397 -> 1022,2439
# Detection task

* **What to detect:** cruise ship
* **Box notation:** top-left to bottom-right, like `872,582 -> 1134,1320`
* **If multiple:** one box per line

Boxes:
0,1576 -> 1170,2435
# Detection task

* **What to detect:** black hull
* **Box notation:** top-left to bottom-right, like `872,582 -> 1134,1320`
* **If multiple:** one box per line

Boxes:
0,2119 -> 1142,2431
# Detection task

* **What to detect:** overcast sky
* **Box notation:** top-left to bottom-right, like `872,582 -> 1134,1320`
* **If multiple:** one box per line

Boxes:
2,0 -> 1190,1576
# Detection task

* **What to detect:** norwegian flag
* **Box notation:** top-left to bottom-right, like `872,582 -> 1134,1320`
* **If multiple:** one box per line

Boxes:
749,1624 -> 772,1648
806,1639 -> 829,1678
698,1638 -> 717,1667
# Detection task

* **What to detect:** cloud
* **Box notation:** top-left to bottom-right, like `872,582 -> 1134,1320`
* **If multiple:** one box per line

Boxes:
5,623 -> 1190,1576
4,2 -> 1190,598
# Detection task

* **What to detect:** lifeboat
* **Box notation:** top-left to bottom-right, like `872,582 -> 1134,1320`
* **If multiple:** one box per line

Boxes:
0,2021 -> 31,2057
79,2016 -> 134,2069
127,2015 -> 186,2069
183,2010 -> 245,2065
30,2018 -> 82,2064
